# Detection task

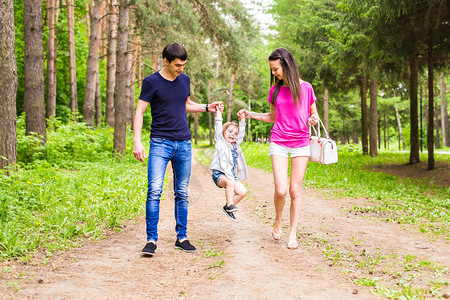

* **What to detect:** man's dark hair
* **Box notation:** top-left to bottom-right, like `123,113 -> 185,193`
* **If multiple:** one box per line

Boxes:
162,43 -> 187,63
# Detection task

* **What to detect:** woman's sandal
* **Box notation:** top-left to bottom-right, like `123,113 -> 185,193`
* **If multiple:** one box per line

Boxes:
287,239 -> 299,249
271,229 -> 281,241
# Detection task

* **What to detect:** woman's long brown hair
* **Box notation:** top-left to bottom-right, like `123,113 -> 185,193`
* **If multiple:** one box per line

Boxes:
269,48 -> 302,106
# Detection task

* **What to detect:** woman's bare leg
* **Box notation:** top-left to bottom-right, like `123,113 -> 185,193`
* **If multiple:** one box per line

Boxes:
288,156 -> 309,246
270,155 -> 289,236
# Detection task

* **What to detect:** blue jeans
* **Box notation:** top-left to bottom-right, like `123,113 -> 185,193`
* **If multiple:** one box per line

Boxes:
146,138 -> 191,242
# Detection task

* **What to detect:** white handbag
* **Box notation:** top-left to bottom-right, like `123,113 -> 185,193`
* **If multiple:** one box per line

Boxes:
309,118 -> 338,165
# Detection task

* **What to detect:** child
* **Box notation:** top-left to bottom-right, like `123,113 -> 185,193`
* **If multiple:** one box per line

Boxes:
210,109 -> 248,220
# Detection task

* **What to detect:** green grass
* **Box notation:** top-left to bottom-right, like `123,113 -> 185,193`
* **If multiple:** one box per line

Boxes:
240,142 -> 449,238
0,117 -> 148,259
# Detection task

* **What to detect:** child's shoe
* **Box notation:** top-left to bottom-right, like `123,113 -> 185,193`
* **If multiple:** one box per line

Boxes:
225,204 -> 238,212
222,205 -> 236,220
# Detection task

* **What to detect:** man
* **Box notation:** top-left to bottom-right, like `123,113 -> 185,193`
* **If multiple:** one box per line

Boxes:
133,43 -> 223,256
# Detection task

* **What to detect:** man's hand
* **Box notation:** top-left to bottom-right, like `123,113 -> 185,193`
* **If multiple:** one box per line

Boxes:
209,101 -> 224,113
133,141 -> 147,162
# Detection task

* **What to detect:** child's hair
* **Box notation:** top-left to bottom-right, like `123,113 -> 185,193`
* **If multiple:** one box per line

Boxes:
268,48 -> 302,106
222,121 -> 239,137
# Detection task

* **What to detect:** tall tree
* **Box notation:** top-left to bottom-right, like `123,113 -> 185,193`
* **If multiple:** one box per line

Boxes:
105,0 -> 117,126
360,71 -> 369,155
427,43 -> 435,170
113,0 -> 130,155
434,83 -> 440,149
46,0 -> 57,119
67,0 -> 78,118
394,103 -> 406,150
227,68 -> 236,122
24,0 -> 46,141
441,73 -> 449,147
369,74 -> 378,157
83,0 -> 103,126
0,0 -> 18,169
95,73 -> 101,125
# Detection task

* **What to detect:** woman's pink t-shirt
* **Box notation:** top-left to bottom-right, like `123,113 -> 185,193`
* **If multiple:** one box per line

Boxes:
267,81 -> 316,148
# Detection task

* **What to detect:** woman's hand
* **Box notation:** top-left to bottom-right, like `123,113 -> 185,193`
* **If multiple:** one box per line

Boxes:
237,109 -> 251,119
308,113 -> 319,126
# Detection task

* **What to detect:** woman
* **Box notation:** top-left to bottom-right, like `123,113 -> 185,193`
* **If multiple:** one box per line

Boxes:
238,48 -> 319,249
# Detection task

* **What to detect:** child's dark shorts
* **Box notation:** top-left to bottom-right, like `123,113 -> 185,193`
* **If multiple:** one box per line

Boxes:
211,169 -> 239,188
211,169 -> 225,188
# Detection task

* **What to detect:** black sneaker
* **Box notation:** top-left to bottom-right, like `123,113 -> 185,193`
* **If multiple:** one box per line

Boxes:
142,242 -> 156,256
226,204 -> 238,212
222,205 -> 236,220
175,239 -> 196,252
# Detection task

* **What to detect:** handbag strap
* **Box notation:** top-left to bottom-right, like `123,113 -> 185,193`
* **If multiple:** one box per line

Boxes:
309,116 -> 330,139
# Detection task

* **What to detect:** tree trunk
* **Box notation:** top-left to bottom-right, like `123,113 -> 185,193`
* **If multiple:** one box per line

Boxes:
247,81 -> 252,143
84,2 -> 90,37
377,116 -> 381,149
323,87 -> 329,132
194,113 -> 198,145
208,80 -> 213,146
95,72 -> 101,125
360,70 -> 369,155
409,50 -> 420,164
67,0 -> 78,118
136,36 -> 141,83
215,50 -> 220,89
434,82 -> 440,149
113,0 -> 130,155
395,104 -> 406,150
99,0 -> 106,58
369,74 -> 377,157
441,73 -> 449,147
427,43 -> 434,170
126,22 -> 137,126
105,0 -> 117,126
424,85 -> 429,131
0,0 -> 18,169
24,0 -> 47,142
126,45 -> 135,126
83,0 -> 102,126
384,110 -> 387,149
151,50 -> 158,72
46,0 -> 57,119
227,70 -> 235,123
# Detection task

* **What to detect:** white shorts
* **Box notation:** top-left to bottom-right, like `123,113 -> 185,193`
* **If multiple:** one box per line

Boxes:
269,142 -> 310,158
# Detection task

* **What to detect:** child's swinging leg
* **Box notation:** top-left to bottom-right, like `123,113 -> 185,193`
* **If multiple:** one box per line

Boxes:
218,176 -> 236,207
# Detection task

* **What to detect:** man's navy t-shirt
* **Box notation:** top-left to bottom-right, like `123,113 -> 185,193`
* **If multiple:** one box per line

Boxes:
139,72 -> 191,141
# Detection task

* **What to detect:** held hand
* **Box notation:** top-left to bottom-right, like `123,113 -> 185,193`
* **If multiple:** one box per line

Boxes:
209,101 -> 224,113
133,141 -> 147,162
237,109 -> 251,119
308,113 -> 319,126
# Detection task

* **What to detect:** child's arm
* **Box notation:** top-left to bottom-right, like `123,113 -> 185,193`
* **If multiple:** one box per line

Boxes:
237,112 -> 246,145
214,109 -> 223,142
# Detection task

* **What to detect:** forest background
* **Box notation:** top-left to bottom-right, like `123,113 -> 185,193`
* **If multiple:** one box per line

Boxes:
0,1 -> 449,298
0,0 -> 449,168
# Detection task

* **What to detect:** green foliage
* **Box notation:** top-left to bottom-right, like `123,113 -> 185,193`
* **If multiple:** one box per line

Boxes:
0,121 -> 147,259
16,114 -> 115,167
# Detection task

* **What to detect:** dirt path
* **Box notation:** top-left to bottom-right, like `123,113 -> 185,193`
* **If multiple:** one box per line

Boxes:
1,151 -> 449,299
